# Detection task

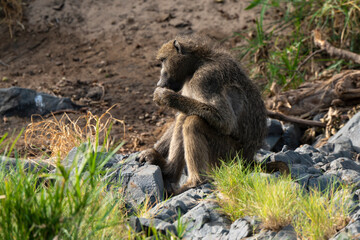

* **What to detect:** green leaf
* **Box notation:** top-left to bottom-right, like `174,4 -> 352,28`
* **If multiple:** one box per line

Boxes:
245,0 -> 263,10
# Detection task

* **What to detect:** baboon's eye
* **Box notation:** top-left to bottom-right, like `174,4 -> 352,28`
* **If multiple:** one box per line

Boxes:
160,57 -> 166,62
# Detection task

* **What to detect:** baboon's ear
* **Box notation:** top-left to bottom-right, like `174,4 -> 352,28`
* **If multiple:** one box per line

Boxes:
173,40 -> 182,54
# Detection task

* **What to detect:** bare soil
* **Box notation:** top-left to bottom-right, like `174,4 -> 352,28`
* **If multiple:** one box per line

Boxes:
0,0 -> 260,154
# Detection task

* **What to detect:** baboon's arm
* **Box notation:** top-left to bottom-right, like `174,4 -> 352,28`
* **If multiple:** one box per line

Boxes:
154,87 -> 234,135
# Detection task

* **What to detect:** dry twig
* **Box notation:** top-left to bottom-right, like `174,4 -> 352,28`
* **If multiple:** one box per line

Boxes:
267,110 -> 325,128
313,30 -> 360,64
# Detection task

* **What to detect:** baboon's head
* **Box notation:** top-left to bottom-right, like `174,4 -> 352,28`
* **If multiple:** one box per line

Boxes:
156,38 -> 199,92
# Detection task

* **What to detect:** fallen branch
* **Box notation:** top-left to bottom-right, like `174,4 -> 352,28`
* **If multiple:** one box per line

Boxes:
267,110 -> 326,128
313,30 -> 360,64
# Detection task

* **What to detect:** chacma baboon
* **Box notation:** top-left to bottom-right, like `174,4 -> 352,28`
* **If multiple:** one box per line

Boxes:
138,34 -> 271,195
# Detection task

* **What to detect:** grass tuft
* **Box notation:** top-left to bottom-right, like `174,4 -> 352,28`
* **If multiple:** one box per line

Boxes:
0,125 -> 129,239
210,156 -> 353,239
294,186 -> 352,240
24,105 -> 125,160
211,157 -> 298,230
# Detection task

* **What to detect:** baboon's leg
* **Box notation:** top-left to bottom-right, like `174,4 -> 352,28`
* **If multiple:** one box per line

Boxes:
176,115 -> 241,194
162,113 -> 187,184
178,115 -> 212,193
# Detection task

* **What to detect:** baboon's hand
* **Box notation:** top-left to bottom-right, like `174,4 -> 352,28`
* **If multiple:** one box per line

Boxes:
137,148 -> 162,165
153,87 -> 174,106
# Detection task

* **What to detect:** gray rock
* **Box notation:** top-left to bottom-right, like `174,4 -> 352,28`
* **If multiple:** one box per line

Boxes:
295,144 -> 319,155
280,124 -> 301,150
331,220 -> 360,239
126,164 -> 164,206
62,149 -> 164,208
329,111 -> 360,152
247,230 -> 277,240
319,143 -> 335,154
290,164 -> 309,178
138,217 -> 177,236
0,87 -> 81,117
228,218 -> 252,239
148,184 -> 213,222
266,121 -> 302,152
255,148 -> 273,163
0,156 -> 54,172
270,150 -> 314,166
308,174 -> 340,192
296,173 -> 313,189
307,166 -> 322,175
265,119 -> 283,151
347,221 -> 360,235
334,138 -> 353,151
333,138 -> 354,159
296,144 -> 328,163
174,201 -> 231,239
62,144 -> 127,170
129,216 -> 142,233
311,152 -> 327,163
335,169 -> 360,187
59,144 -> 119,179
273,225 -> 297,240
328,158 -> 360,172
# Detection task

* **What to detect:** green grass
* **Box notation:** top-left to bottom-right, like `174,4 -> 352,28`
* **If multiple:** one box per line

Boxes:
210,156 -> 353,239
0,126 -> 187,239
0,130 -> 354,239
238,0 -> 360,91
0,130 -> 129,239
294,186 -> 351,239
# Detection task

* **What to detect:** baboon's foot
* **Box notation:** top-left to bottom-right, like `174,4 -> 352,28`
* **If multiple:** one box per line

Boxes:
137,148 -> 165,167
163,180 -> 178,198
173,179 -> 203,195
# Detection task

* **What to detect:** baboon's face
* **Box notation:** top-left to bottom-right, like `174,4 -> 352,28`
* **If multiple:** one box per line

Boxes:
156,40 -> 194,92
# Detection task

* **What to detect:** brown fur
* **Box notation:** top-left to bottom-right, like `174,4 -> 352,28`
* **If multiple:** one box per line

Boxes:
138,34 -> 268,195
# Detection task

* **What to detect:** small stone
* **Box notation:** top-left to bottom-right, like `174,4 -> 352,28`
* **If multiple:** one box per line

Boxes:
175,201 -> 231,239
329,158 -> 360,172
270,150 -> 313,166
273,225 -> 297,240
2,76 -> 9,81
264,119 -> 283,151
139,218 -> 177,236
98,68 -> 106,73
308,174 -> 340,192
228,218 -> 252,239
329,112 -> 360,152
129,216 -> 142,233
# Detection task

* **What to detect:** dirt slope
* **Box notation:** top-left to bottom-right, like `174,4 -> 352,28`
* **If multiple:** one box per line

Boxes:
0,0 -> 259,154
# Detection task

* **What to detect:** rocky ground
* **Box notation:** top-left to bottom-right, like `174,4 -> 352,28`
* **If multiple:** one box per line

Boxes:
4,111 -> 360,239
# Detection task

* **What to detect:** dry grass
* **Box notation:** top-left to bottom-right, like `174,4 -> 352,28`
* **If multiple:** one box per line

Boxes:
0,0 -> 23,38
24,105 -> 125,160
